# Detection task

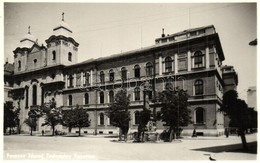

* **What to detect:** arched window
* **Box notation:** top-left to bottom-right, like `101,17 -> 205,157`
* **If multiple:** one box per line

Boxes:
134,65 -> 140,78
121,67 -> 127,81
109,91 -> 114,103
146,62 -> 153,76
33,59 -> 37,68
194,51 -> 204,68
165,57 -> 172,72
134,87 -> 140,101
134,111 -> 140,125
100,113 -> 104,125
68,75 -> 74,88
68,95 -> 72,106
68,52 -> 72,61
18,60 -> 21,69
84,93 -> 89,104
32,85 -> 37,105
194,79 -> 203,95
109,69 -> 114,82
100,71 -> 105,84
100,91 -> 104,104
52,51 -> 56,60
195,107 -> 205,124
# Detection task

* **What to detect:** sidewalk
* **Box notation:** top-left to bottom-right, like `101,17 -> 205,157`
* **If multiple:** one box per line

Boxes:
4,133 -> 257,160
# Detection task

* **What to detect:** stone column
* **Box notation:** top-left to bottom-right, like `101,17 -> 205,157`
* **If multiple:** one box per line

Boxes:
159,55 -> 162,75
162,59 -> 165,74
81,72 -> 83,86
73,73 -> 76,87
90,70 -> 93,86
206,46 -> 210,68
60,73 -> 64,81
65,74 -> 68,89
107,92 -> 110,103
174,53 -> 178,73
187,50 -> 191,71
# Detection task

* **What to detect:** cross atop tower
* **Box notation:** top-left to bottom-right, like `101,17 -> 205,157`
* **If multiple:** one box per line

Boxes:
62,12 -> 64,21
28,26 -> 31,34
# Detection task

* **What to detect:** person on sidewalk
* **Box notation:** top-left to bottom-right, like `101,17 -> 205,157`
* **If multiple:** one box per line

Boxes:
192,129 -> 197,137
224,128 -> 229,138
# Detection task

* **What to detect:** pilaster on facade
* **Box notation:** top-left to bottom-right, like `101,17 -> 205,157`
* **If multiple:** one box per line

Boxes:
158,55 -> 162,75
73,73 -> 76,88
174,53 -> 178,73
80,71 -> 83,86
187,50 -> 191,71
65,74 -> 68,89
90,69 -> 93,86
206,46 -> 210,68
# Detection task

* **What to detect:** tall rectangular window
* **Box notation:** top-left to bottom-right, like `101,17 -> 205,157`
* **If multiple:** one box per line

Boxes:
121,67 -> 127,81
134,65 -> 140,78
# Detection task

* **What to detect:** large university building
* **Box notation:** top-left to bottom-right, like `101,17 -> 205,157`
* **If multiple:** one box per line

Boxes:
7,15 -> 238,136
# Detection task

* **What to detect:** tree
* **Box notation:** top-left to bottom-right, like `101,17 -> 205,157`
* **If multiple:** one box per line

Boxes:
221,90 -> 257,150
24,107 -> 42,136
62,105 -> 91,136
4,101 -> 20,134
107,89 -> 131,141
62,109 -> 74,133
41,98 -> 62,136
136,108 -> 151,142
157,88 -> 191,142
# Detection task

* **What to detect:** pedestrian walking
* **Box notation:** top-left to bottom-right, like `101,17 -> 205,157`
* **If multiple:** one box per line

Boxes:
224,128 -> 229,138
42,130 -> 44,136
192,129 -> 197,137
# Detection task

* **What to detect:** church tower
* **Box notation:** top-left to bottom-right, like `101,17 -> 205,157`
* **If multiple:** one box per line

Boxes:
45,12 -> 79,66
13,26 -> 40,73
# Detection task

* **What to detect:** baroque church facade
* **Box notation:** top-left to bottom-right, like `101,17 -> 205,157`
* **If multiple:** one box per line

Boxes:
8,15 -> 238,136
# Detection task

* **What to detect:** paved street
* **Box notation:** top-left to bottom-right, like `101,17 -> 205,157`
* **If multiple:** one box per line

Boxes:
3,133 -> 257,160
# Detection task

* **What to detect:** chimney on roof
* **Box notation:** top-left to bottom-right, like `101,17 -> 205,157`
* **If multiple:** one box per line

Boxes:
161,28 -> 165,37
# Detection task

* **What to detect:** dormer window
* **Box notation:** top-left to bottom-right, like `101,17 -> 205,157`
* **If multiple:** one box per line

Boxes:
68,52 -> 72,61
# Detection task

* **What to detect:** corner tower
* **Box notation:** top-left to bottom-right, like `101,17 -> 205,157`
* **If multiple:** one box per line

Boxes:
45,13 -> 79,66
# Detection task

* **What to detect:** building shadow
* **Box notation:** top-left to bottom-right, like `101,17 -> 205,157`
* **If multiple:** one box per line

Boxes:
191,141 -> 257,154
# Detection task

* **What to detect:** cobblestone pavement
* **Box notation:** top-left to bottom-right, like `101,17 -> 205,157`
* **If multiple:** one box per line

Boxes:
3,133 -> 257,160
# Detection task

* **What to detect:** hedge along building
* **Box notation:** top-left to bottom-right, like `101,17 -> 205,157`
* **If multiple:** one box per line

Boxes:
10,14 -> 238,136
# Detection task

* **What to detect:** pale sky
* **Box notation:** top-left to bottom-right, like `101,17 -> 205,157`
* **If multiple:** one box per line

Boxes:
3,2 -> 257,101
